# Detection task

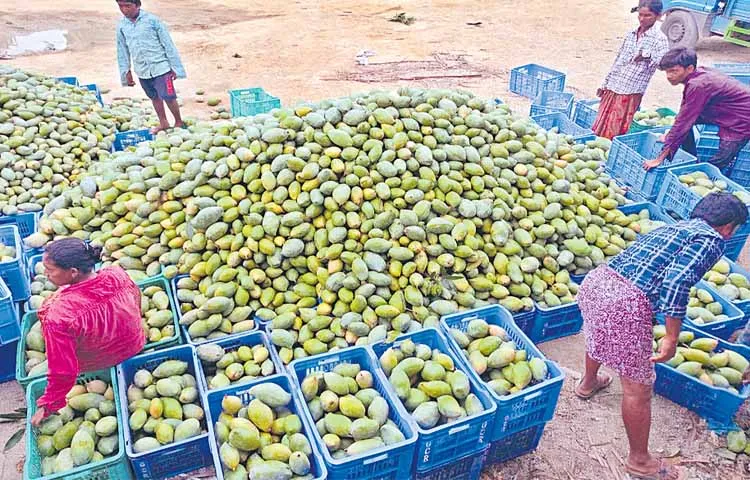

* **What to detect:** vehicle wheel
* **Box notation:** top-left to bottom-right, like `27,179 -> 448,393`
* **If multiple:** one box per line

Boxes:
662,10 -> 699,49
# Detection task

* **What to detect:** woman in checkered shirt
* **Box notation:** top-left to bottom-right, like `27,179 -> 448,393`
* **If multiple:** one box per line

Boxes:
592,0 -> 670,139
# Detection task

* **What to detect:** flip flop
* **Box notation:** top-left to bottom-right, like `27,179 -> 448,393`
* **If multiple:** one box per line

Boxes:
574,373 -> 613,400
625,459 -> 687,480
149,126 -> 167,135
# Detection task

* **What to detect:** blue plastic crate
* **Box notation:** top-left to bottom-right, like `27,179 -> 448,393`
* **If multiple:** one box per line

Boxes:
724,234 -> 748,261
573,99 -> 600,129
530,301 -> 582,343
653,323 -> 750,432
440,305 -> 564,442
685,280 -> 746,340
81,83 -> 104,106
0,338 -> 18,383
370,328 -> 496,472
617,201 -> 676,237
113,129 -> 153,152
288,346 -> 418,480
511,307 -> 536,337
229,88 -> 281,117
0,224 -> 29,301
56,76 -> 79,86
509,64 -> 565,98
713,62 -> 750,74
704,257 -> 750,317
414,447 -> 487,480
0,212 -> 38,239
529,91 -> 574,117
570,273 -> 586,285
204,374 -> 328,480
606,129 -> 697,201
25,368 -> 132,480
656,164 -> 750,240
531,112 -> 595,144
0,279 -> 19,345
484,422 -> 546,465
195,329 -> 284,392
116,344 -> 214,480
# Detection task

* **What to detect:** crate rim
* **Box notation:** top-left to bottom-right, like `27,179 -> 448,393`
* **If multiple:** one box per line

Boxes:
135,274 -> 182,351
0,224 -> 22,265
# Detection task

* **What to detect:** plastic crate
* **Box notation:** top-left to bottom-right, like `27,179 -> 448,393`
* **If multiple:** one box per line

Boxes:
370,328 -> 496,472
288,346 -> 418,480
606,129 -> 697,200
653,323 -> 750,432
484,422 -> 546,465
0,224 -> 30,301
684,280 -> 746,340
137,275 -> 181,352
529,91 -> 574,117
0,212 -> 38,239
509,64 -> 566,98
572,99 -> 600,129
713,62 -> 750,74
170,274 -> 258,346
617,201 -> 676,237
440,305 -> 564,442
81,83 -> 104,106
15,311 -> 44,389
510,307 -> 536,338
0,338 -> 18,383
204,374 -> 327,480
414,447 -> 487,480
116,344 -> 214,480
724,234 -> 748,262
629,107 -> 676,133
531,112 -> 596,144
23,254 -> 44,313
530,301 -> 582,343
24,368 -> 132,480
112,129 -> 153,152
0,277 -> 19,345
195,329 -> 284,392
229,88 -> 281,117
656,164 -> 750,238
55,76 -> 79,86
570,273 -> 586,285
705,257 -> 750,317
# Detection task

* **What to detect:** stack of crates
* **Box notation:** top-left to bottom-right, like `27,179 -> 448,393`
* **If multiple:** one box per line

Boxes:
694,124 -> 750,187
0,224 -> 30,302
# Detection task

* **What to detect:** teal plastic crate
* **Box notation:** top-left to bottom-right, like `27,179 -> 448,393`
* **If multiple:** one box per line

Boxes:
116,344 -> 213,480
629,107 -> 676,133
653,323 -> 750,432
204,374 -> 328,480
414,447 -> 487,480
370,328 -> 496,473
15,311 -> 43,389
229,88 -> 280,117
136,275 -> 181,352
195,329 -> 283,392
24,368 -> 132,480
288,346 -> 418,480
440,305 -> 564,442
0,224 -> 30,301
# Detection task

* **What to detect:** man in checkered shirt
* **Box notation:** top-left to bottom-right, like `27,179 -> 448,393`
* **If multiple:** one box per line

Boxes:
592,0 -> 669,139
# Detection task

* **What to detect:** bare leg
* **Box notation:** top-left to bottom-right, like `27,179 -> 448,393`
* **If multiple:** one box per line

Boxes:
621,377 -> 659,472
150,98 -> 169,132
165,99 -> 184,127
576,353 -> 611,396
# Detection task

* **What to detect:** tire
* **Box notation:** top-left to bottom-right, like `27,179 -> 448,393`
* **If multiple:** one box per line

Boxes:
662,10 -> 699,49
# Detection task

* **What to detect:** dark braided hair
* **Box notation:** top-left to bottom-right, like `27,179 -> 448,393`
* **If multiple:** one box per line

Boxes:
690,192 -> 748,227
44,238 -> 102,273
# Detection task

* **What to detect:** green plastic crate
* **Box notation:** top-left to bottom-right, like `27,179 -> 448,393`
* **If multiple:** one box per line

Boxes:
136,275 -> 182,352
629,107 -> 676,133
15,311 -> 44,390
24,368 -> 132,480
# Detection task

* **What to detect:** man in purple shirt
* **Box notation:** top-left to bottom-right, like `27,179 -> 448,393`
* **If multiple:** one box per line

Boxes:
643,48 -> 750,175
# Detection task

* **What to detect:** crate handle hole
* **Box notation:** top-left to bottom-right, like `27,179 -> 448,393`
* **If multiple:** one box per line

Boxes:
448,424 -> 471,435
363,453 -> 388,465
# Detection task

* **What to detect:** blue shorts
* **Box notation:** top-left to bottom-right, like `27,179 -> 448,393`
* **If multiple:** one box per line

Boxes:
139,72 -> 177,100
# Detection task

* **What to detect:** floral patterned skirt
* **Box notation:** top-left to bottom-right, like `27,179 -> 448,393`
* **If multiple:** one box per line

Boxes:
592,90 -> 643,140
578,265 -> 655,385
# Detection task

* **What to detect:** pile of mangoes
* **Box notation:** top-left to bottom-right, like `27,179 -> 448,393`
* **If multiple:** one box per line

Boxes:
215,383 -> 315,479
23,319 -> 48,377
34,378 -> 119,475
702,259 -> 750,304
27,260 -> 58,310
654,325 -> 749,392
625,208 -> 668,235
687,286 -> 731,324
677,171 -> 750,203
633,110 -> 675,127
448,318 -> 548,395
299,362 -> 406,458
0,241 -> 16,261
196,341 -> 276,390
125,359 -> 205,452
378,338 -> 486,429
140,283 -> 177,345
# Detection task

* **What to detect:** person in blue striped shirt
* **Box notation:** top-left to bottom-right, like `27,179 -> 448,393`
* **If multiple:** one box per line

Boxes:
575,192 -> 747,480
116,0 -> 186,133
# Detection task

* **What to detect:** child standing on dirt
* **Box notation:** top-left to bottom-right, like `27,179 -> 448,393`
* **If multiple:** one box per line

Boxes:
116,0 -> 186,133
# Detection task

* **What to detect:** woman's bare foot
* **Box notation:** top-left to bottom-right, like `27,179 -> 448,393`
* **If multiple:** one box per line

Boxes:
625,458 -> 686,480
575,373 -> 613,399
150,124 -> 168,134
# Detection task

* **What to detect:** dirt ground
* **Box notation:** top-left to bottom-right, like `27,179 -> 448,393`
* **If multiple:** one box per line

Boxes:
1,0 -> 750,479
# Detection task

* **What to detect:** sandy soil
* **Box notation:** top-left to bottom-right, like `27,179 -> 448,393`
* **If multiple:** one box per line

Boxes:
1,1 -> 750,479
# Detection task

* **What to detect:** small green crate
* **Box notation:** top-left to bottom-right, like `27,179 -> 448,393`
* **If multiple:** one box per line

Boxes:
229,88 -> 280,117
136,275 -> 182,352
629,107 -> 676,133
24,368 -> 132,480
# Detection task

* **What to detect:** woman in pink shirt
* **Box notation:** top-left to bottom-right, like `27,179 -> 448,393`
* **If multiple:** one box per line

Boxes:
30,238 -> 145,426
